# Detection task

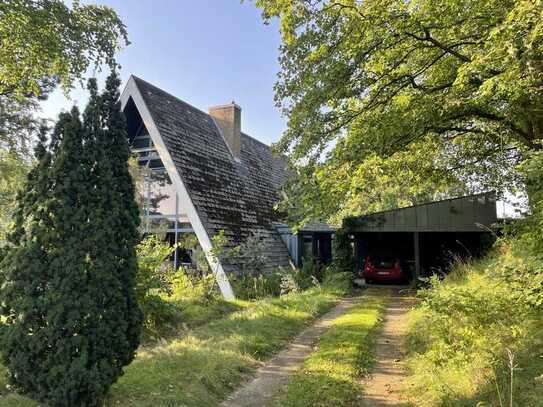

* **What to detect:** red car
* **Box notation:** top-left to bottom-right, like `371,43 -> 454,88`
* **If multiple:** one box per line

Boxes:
362,255 -> 405,284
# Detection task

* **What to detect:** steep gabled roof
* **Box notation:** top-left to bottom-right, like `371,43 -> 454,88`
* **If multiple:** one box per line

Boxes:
129,76 -> 292,273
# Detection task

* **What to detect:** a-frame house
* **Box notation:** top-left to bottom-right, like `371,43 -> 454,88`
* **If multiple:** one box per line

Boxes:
120,75 -> 293,299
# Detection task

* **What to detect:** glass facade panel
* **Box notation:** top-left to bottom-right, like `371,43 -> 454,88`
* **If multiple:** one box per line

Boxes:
130,128 -> 192,235
125,104 -> 205,270
132,137 -> 151,149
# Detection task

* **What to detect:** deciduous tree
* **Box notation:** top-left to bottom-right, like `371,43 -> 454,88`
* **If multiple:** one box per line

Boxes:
252,0 -> 543,224
0,0 -> 128,98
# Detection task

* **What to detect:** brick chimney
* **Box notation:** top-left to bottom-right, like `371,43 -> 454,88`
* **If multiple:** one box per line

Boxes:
209,102 -> 241,159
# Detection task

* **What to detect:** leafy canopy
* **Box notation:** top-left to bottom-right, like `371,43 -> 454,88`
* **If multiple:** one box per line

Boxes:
252,0 -> 543,225
0,0 -> 128,98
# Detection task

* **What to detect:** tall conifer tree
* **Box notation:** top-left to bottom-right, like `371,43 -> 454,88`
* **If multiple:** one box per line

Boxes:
0,73 -> 142,406
100,72 -> 142,354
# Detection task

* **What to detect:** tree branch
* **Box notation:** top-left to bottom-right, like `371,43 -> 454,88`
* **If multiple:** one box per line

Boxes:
404,28 -> 472,63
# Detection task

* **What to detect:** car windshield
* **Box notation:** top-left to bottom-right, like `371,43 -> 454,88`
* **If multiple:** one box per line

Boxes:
369,256 -> 396,268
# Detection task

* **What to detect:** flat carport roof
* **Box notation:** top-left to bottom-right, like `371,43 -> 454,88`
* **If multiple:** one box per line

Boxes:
343,192 -> 497,233
343,192 -> 497,279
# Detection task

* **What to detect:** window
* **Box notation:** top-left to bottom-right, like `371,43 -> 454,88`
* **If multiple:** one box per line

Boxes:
130,125 -> 191,236
132,136 -> 152,149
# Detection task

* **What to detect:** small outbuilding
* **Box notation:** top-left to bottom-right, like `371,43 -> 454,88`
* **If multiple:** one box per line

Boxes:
343,192 -> 497,281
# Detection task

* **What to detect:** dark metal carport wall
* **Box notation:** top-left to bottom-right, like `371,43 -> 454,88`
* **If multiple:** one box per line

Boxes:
343,192 -> 498,279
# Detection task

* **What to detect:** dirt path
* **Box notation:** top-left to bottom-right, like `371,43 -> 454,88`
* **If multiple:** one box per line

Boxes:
361,291 -> 415,407
220,296 -> 361,407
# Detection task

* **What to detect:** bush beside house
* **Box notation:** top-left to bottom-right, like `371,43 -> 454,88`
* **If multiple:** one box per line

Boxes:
0,74 -> 142,407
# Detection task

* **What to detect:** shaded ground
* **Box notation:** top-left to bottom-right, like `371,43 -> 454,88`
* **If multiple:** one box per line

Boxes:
220,296 -> 362,407
361,290 -> 416,407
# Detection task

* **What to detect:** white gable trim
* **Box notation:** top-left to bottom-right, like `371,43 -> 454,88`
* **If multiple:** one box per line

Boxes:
121,76 -> 235,300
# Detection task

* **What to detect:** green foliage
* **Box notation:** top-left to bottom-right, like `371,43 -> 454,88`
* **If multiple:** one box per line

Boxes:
0,73 -> 142,406
280,271 -> 300,295
281,138 -> 468,227
489,240 -> 543,310
170,269 -> 218,303
236,231 -> 268,276
0,148 -> 31,244
329,230 -> 355,275
279,290 -> 388,407
0,95 -> 45,245
405,243 -> 543,406
0,0 -> 127,246
105,286 -> 340,406
517,150 -> 543,254
135,235 -> 181,336
212,230 -> 289,300
322,271 -> 353,296
404,153 -> 543,406
252,0 -> 542,226
135,233 -> 240,337
135,234 -> 243,336
178,233 -> 211,274
0,267 -> 353,406
212,229 -> 342,300
231,270 -> 284,300
230,262 -> 352,301
0,0 -> 128,98
136,235 -> 173,299
297,255 -> 322,288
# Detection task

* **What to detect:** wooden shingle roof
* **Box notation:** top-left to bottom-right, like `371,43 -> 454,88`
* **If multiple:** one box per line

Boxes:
131,76 -> 292,273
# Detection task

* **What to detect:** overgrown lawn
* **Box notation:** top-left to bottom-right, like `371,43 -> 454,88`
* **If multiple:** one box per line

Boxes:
0,284 -> 346,406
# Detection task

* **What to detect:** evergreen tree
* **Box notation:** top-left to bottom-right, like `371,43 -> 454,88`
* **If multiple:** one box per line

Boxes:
0,73 -> 142,406
100,72 -> 142,355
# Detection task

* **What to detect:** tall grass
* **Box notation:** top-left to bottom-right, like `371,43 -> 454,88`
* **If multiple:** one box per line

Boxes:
404,243 -> 543,406
0,276 -> 351,406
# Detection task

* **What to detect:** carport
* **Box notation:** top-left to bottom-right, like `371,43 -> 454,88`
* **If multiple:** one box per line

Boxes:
343,192 -> 497,281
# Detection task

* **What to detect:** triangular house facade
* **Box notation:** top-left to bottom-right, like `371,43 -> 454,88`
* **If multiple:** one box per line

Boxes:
120,76 -> 293,299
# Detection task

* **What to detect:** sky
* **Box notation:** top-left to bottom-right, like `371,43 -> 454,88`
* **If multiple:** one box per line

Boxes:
39,0 -> 523,217
41,0 -> 285,146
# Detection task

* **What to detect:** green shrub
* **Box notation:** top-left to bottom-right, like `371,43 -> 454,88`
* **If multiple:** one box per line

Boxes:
231,270 -> 284,300
519,150 -> 543,254
486,241 -> 543,310
136,236 -> 230,335
139,295 -> 182,338
136,235 -> 178,334
169,268 -> 218,303
297,255 -> 321,288
280,272 -> 300,295
0,74 -> 142,407
330,230 -> 355,274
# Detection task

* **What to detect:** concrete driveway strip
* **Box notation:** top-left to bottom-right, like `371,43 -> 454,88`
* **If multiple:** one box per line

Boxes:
220,296 -> 361,407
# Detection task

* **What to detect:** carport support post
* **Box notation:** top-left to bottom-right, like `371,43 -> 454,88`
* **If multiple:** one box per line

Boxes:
413,232 -> 421,284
